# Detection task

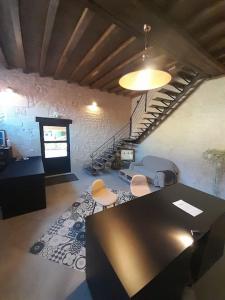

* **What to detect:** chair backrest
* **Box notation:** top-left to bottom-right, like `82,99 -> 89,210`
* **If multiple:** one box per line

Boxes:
91,179 -> 106,196
131,174 -> 148,186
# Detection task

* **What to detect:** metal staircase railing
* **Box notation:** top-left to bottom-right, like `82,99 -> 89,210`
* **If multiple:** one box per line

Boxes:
85,93 -> 145,174
90,122 -> 130,164
89,92 -> 146,162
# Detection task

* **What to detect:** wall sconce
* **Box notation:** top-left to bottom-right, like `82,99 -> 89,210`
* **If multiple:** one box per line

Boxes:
87,101 -> 99,113
0,87 -> 27,108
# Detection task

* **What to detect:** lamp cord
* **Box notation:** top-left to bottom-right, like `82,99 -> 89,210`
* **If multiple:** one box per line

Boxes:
142,24 -> 151,61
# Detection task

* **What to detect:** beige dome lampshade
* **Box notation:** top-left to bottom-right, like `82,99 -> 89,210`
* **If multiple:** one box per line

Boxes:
119,24 -> 172,91
119,68 -> 171,91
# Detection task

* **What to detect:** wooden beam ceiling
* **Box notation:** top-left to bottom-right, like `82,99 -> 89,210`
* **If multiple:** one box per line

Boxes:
185,0 -> 225,32
0,0 -> 224,99
40,0 -> 60,74
198,21 -> 225,45
55,7 -> 94,78
0,0 -> 25,69
70,23 -> 117,81
85,0 -> 225,75
91,51 -> 144,88
79,36 -> 137,85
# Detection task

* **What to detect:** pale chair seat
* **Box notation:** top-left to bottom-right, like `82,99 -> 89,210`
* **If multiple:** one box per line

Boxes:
91,179 -> 117,213
93,188 -> 117,206
130,174 -> 151,197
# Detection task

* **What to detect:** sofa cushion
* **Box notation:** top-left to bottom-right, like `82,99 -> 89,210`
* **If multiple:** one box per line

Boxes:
141,155 -> 177,173
132,166 -> 155,179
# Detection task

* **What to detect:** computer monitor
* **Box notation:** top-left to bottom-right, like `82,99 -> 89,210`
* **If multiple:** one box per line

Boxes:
0,130 -> 6,147
120,149 -> 135,161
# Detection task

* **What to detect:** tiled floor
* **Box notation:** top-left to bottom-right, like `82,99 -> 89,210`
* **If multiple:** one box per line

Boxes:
0,168 -> 225,300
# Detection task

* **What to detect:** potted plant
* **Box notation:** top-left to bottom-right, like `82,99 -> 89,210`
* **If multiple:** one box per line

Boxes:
203,149 -> 225,196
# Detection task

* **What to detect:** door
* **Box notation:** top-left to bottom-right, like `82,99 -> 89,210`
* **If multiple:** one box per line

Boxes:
36,117 -> 72,175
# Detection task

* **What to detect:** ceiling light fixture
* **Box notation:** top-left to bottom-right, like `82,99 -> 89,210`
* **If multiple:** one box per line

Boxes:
119,24 -> 172,91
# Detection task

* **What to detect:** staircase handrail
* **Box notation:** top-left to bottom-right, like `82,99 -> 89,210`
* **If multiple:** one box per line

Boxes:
89,93 -> 145,161
90,122 -> 129,159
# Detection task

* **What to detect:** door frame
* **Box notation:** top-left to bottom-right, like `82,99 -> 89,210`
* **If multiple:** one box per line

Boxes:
36,117 -> 72,175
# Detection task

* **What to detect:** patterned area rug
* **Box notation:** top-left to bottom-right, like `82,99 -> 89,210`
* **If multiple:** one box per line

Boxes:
30,190 -> 133,272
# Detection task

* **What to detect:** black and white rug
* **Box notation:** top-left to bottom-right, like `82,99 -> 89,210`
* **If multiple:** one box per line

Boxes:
30,190 -> 134,272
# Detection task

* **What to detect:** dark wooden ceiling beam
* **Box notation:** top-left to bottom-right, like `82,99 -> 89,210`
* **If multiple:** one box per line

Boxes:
186,0 -> 225,32
86,0 -> 225,76
209,37 -> 225,53
79,36 -> 137,85
101,77 -> 121,90
40,0 -> 60,74
0,0 -> 25,69
99,53 -> 168,91
91,51 -> 144,89
109,86 -> 124,93
9,0 -> 26,69
215,49 -> 225,60
54,7 -> 94,78
197,21 -> 225,45
70,23 -> 117,80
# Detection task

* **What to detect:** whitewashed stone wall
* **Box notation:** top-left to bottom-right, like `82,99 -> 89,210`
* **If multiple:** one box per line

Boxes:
135,77 -> 225,199
0,63 -> 131,171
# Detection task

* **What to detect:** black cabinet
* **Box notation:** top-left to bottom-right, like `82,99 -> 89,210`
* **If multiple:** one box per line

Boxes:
0,147 -> 12,170
0,156 -> 46,219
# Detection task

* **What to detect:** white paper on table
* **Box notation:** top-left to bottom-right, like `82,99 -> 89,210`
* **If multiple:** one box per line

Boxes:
172,200 -> 203,217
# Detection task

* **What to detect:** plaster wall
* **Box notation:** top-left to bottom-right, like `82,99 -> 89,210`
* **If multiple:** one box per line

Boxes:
0,64 -> 131,171
136,77 -> 225,199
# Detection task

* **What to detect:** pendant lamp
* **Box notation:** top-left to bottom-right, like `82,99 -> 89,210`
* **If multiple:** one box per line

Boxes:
119,24 -> 171,91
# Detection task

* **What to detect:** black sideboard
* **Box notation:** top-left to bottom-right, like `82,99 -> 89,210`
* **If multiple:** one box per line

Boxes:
0,156 -> 46,219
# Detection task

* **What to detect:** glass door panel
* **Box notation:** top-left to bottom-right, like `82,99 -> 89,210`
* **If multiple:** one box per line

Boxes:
43,126 -> 67,141
44,142 -> 67,158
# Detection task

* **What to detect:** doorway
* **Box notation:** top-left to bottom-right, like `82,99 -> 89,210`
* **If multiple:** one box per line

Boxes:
36,117 -> 72,175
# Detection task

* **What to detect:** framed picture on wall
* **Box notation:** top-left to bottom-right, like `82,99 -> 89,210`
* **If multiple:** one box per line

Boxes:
0,130 -> 6,147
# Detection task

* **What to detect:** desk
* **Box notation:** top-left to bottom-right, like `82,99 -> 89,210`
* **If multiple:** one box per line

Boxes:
0,156 -> 46,219
86,183 -> 225,300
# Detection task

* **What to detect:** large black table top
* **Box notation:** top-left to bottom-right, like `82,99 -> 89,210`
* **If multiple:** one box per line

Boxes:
0,156 -> 44,180
87,183 -> 225,298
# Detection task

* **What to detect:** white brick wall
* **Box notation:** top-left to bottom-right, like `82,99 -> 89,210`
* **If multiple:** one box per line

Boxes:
0,64 -> 131,171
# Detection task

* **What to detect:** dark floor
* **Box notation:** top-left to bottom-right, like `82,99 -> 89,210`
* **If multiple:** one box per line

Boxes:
0,169 -> 225,300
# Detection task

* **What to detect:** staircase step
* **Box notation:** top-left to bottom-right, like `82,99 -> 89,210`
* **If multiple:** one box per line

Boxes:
157,99 -> 173,106
145,111 -> 164,116
122,138 -> 138,143
140,123 -> 150,127
160,89 -> 180,98
137,128 -> 145,132
93,165 -> 104,170
150,105 -> 166,112
153,97 -> 174,102
182,68 -> 197,76
178,71 -> 195,82
144,117 -> 157,121
170,81 -> 186,91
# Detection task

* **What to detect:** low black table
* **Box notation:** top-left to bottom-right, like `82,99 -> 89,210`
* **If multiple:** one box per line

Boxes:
0,156 -> 46,219
86,183 -> 225,300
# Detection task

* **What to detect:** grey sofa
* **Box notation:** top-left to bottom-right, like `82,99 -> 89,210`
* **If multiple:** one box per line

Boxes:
119,155 -> 178,187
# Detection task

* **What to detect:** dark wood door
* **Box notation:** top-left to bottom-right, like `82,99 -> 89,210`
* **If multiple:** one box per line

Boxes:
36,117 -> 72,175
